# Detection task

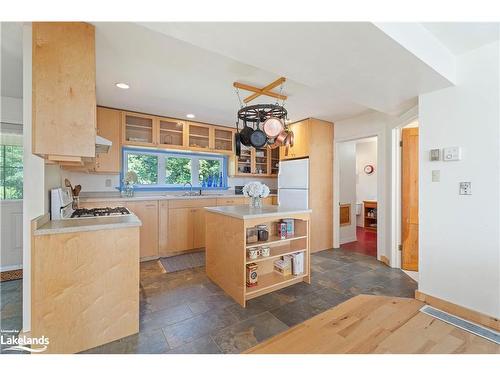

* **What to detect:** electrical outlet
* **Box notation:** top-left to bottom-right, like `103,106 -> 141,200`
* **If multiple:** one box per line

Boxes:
105,179 -> 112,188
459,182 -> 471,195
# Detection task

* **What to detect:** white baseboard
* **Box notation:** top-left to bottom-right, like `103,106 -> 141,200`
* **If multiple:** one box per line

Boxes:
339,236 -> 357,245
0,264 -> 23,272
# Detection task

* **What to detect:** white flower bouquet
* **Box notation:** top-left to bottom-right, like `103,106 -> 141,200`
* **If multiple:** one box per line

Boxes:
242,182 -> 270,208
242,181 -> 270,198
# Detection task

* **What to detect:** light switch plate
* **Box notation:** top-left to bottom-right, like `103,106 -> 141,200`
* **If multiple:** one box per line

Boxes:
459,182 -> 471,195
443,146 -> 462,161
430,149 -> 440,161
432,170 -> 440,182
105,179 -> 112,187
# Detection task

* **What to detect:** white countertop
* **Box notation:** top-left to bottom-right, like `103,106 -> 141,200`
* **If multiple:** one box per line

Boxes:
79,193 -> 276,203
204,205 -> 311,220
34,214 -> 142,236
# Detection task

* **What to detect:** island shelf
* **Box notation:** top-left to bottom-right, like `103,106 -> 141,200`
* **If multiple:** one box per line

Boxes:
205,206 -> 311,307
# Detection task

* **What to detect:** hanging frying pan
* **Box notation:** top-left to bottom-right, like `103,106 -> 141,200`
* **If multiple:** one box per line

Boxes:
235,132 -> 241,156
263,117 -> 284,138
250,118 -> 268,148
239,120 -> 254,147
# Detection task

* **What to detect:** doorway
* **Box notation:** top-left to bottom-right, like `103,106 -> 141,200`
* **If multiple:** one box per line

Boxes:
337,137 -> 378,257
393,120 -> 419,282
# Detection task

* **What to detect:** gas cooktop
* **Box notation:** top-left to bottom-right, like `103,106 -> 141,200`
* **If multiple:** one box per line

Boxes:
71,206 -> 130,218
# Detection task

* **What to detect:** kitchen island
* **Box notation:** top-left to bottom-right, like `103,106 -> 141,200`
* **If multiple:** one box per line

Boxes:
205,205 -> 311,307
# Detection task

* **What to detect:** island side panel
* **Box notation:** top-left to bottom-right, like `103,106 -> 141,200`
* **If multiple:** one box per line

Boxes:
205,211 -> 245,307
31,227 -> 140,354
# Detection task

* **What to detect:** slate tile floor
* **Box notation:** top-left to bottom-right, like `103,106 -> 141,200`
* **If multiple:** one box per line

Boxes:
0,249 -> 417,354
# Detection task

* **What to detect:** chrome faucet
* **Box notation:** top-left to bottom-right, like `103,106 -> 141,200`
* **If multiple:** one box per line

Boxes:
183,182 -> 193,194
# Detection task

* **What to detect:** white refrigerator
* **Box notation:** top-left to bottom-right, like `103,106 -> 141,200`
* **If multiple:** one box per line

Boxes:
278,158 -> 309,209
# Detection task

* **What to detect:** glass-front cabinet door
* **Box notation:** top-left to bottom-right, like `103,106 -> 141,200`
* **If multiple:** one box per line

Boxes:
270,147 -> 279,175
214,127 -> 234,153
236,144 -> 252,175
158,118 -> 185,148
123,113 -> 156,146
188,123 -> 211,150
254,148 -> 269,175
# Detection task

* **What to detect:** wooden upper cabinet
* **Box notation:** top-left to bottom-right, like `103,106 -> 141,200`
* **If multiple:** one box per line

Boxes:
32,22 -> 96,160
158,118 -> 186,149
94,107 -> 121,173
280,120 -> 310,160
213,127 -> 234,153
188,122 -> 212,151
122,112 -> 157,146
270,147 -> 280,176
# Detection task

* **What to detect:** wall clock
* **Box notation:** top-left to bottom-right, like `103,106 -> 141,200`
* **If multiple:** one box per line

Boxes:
364,164 -> 375,175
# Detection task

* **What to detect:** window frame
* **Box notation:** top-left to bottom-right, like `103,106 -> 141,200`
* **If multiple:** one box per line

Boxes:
122,147 -> 228,191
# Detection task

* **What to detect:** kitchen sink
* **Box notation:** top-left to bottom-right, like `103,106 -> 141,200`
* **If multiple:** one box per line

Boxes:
166,192 -> 225,198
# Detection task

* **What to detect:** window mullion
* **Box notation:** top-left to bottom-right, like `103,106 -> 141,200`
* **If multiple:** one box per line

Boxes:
191,156 -> 200,187
158,155 -> 166,186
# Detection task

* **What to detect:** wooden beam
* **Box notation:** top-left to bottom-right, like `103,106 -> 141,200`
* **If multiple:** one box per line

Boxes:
233,77 -> 287,103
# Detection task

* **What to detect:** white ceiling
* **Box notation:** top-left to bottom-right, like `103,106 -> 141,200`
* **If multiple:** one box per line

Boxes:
3,22 -> 499,127
1,22 -> 23,98
423,22 -> 500,55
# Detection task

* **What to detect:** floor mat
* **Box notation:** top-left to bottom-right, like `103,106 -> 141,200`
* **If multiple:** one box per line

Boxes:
159,251 -> 205,273
0,269 -> 23,282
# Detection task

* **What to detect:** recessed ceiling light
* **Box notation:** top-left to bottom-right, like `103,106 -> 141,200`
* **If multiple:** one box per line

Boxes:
115,82 -> 130,89
186,114 -> 196,119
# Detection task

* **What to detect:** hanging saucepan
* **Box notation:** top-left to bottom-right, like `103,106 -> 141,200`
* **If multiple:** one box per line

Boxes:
239,120 -> 254,147
234,121 -> 242,156
263,117 -> 284,138
250,118 -> 268,148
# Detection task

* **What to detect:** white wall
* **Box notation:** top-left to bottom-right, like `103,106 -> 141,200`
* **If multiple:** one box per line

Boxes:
1,96 -> 23,124
419,41 -> 500,318
356,140 -> 378,202
338,141 -> 357,244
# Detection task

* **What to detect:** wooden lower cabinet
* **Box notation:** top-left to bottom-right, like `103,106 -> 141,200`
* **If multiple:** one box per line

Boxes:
167,207 -> 193,253
80,196 -> 276,260
158,200 -> 169,256
125,201 -> 159,259
192,208 -> 206,249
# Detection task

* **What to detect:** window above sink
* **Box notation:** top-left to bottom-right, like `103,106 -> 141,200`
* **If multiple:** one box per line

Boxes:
122,147 -> 228,191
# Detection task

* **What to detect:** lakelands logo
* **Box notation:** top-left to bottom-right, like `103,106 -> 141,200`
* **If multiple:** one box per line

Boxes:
1,330 -> 49,353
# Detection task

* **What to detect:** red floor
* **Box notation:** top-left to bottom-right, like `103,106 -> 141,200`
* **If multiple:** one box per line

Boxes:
340,227 -> 377,257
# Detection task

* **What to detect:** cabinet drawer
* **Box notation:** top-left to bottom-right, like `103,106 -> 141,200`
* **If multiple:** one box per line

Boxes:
168,198 -> 217,209
216,197 -> 248,206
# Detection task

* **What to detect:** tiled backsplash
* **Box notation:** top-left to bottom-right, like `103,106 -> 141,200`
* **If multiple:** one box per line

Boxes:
60,170 -> 277,193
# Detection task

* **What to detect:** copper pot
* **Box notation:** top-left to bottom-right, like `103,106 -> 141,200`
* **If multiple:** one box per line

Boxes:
262,117 -> 284,138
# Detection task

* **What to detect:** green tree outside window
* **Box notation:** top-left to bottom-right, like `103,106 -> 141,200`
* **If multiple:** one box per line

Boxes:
165,157 -> 191,185
0,145 -> 23,200
127,154 -> 158,184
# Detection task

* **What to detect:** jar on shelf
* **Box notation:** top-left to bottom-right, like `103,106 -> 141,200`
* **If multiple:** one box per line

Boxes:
256,224 -> 269,241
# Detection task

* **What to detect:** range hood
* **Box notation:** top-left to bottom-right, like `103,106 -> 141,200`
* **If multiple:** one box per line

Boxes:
95,135 -> 112,154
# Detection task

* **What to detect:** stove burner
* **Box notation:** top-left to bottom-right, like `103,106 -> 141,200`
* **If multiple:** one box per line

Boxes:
71,206 -> 130,218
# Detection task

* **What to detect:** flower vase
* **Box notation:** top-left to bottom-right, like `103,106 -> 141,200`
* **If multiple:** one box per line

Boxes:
250,196 -> 262,209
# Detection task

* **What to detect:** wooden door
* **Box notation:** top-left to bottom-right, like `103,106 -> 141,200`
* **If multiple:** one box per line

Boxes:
167,207 -> 193,252
401,127 -> 419,271
95,107 -> 121,173
192,208 -> 206,249
127,201 -> 159,259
